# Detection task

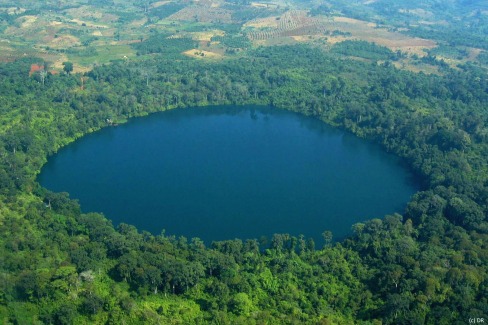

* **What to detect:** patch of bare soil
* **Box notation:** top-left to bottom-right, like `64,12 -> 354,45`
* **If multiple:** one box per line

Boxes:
183,49 -> 223,59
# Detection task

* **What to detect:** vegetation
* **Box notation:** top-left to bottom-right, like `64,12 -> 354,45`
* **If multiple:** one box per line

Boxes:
1,0 -> 488,324
326,0 -> 488,50
148,3 -> 185,21
478,51 -> 488,65
1,41 -> 488,323
210,34 -> 251,49
132,33 -> 197,57
330,40 -> 398,61
1,0 -> 487,72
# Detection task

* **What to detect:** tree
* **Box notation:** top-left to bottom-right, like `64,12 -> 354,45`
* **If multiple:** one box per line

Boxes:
82,293 -> 104,315
53,304 -> 78,325
322,231 -> 333,248
63,61 -> 73,75
39,69 -> 47,86
230,292 -> 253,316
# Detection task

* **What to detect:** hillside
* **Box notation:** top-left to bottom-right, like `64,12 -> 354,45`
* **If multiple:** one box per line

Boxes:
0,0 -> 487,72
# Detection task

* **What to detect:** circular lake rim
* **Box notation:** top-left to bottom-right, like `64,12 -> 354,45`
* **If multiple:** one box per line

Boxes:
37,105 -> 422,243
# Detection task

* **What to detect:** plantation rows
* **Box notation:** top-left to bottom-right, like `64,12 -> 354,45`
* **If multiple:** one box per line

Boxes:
247,11 -> 328,41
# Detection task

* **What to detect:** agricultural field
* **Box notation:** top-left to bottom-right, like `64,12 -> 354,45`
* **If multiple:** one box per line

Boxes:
0,0 -> 486,73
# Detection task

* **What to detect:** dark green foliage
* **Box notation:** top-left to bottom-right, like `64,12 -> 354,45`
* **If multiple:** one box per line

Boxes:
53,304 -> 78,325
62,61 -> 73,74
478,51 -> 488,65
82,293 -> 105,315
410,25 -> 488,50
428,45 -> 469,60
148,3 -> 185,20
132,33 -> 197,56
211,34 -> 251,48
330,40 -> 397,61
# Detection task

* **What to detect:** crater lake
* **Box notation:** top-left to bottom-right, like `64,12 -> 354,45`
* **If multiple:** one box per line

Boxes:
38,106 -> 419,244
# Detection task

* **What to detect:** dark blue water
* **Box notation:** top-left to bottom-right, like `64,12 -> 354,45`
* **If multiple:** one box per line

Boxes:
38,106 -> 418,243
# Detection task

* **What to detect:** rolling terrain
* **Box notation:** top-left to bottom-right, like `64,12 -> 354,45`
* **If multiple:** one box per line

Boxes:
0,0 -> 486,72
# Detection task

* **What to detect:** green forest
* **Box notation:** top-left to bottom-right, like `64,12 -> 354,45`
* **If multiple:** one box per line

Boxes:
1,44 -> 487,324
1,0 -> 488,324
